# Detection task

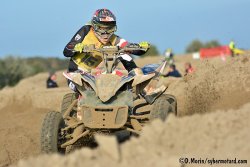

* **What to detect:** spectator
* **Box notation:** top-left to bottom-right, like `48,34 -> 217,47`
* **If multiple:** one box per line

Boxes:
47,72 -> 58,88
164,64 -> 182,78
229,40 -> 235,56
164,48 -> 174,65
184,62 -> 195,75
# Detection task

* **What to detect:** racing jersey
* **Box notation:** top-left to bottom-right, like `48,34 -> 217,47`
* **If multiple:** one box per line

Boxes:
63,24 -> 146,72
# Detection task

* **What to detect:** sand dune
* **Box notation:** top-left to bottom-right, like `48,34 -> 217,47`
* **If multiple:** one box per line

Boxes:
1,54 -> 250,167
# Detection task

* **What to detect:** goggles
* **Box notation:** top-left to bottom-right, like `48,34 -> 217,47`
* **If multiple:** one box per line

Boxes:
93,24 -> 117,35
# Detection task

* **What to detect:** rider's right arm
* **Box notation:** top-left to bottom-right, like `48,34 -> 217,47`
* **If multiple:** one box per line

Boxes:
63,25 -> 91,57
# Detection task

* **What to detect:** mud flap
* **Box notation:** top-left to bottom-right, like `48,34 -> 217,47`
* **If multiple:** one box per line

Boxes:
144,91 -> 163,104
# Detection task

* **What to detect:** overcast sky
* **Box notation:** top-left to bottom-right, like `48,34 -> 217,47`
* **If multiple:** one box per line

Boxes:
1,0 -> 249,57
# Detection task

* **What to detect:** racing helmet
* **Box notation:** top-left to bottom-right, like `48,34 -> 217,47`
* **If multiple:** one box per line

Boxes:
91,9 -> 117,37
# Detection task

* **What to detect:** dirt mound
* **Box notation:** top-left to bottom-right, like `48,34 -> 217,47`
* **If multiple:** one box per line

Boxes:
1,55 -> 250,167
13,103 -> 250,167
0,72 -> 70,111
0,103 -> 46,166
0,71 -> 70,167
163,55 -> 250,115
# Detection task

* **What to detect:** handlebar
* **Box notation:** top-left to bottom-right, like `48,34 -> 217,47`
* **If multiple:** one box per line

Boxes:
81,44 -> 145,74
82,44 -> 145,55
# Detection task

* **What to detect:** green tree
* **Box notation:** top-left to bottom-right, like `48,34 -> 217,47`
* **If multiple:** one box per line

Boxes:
185,39 -> 203,53
185,39 -> 221,53
204,40 -> 221,48
0,56 -> 68,89
142,44 -> 159,57
0,56 -> 24,88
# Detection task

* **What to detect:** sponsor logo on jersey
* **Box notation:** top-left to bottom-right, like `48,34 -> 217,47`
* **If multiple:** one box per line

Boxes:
75,34 -> 81,41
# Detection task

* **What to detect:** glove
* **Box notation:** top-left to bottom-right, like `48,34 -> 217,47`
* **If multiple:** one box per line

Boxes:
127,43 -> 140,48
74,43 -> 85,53
139,41 -> 150,51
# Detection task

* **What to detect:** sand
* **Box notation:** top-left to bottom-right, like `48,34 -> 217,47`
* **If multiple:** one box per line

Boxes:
0,54 -> 250,167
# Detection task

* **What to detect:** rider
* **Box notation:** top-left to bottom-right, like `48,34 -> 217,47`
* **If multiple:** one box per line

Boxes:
63,9 -> 150,91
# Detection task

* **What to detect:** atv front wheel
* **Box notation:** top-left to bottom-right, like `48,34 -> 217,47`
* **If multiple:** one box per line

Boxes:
40,111 -> 66,153
149,94 -> 176,121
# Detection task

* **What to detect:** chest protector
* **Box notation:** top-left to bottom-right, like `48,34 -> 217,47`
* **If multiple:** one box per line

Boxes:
72,29 -> 117,72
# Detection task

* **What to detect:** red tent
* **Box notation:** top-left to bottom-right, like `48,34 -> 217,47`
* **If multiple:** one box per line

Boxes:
200,46 -> 231,59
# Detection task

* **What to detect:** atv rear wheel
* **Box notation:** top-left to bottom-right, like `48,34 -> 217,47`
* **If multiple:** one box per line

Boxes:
61,93 -> 78,115
149,94 -> 176,121
165,94 -> 177,115
40,111 -> 66,154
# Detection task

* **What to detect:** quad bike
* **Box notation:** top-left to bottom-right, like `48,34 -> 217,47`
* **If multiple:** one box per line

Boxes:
40,44 -> 177,153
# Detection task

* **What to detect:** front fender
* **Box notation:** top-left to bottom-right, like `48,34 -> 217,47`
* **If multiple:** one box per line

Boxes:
63,72 -> 83,86
63,71 -> 97,92
132,73 -> 155,87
